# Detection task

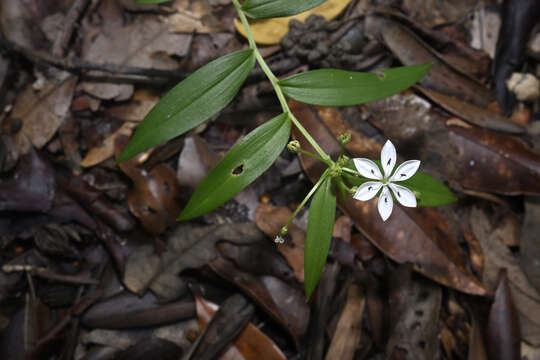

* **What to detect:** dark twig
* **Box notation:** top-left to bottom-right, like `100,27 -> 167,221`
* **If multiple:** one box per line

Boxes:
52,0 -> 91,57
0,36 -> 189,81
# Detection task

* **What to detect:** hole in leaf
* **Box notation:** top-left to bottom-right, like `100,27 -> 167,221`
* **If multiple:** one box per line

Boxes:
376,71 -> 386,79
232,164 -> 244,176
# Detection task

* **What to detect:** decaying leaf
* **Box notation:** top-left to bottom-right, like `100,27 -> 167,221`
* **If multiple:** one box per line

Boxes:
520,197 -> 540,293
290,100 -> 488,296
386,265 -> 442,360
168,0 -> 227,34
417,86 -> 524,134
81,0 -> 191,100
81,122 -> 137,167
470,207 -> 540,345
381,20 -> 495,107
11,76 -> 77,153
195,295 -> 286,360
209,256 -> 310,347
116,136 -> 181,234
448,124 -> 540,195
325,284 -> 365,360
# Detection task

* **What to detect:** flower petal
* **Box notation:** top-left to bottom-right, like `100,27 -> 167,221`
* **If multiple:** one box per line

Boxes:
381,140 -> 396,179
353,181 -> 383,201
389,183 -> 417,207
377,186 -> 393,221
390,160 -> 420,182
353,158 -> 382,180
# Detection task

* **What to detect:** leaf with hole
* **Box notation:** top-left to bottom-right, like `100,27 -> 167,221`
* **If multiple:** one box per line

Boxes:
343,160 -> 456,207
117,49 -> 255,162
178,113 -> 291,220
304,175 -> 336,300
241,0 -> 327,19
278,63 -> 432,106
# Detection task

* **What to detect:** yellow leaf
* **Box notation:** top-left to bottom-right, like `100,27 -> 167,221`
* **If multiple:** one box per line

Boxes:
235,0 -> 353,45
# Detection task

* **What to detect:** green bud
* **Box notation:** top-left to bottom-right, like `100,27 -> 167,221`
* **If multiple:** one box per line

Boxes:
350,186 -> 358,195
337,155 -> 350,167
280,226 -> 288,236
287,140 -> 301,154
329,164 -> 342,178
338,133 -> 351,145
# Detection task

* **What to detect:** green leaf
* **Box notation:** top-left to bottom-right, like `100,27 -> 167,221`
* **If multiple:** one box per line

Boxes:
241,0 -> 326,19
305,175 -> 336,300
343,160 -> 456,206
117,49 -> 255,163
399,173 -> 457,206
178,113 -> 291,220
135,0 -> 170,4
278,63 -> 432,106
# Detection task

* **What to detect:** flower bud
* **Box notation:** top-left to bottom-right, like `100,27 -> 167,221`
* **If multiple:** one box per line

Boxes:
287,140 -> 301,154
338,133 -> 351,145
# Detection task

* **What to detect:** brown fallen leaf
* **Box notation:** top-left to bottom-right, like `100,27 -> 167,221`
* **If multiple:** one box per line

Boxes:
209,256 -> 310,348
401,0 -> 476,28
520,197 -> 540,293
386,264 -> 442,360
290,100 -> 488,296
470,206 -> 540,345
81,122 -> 137,167
115,136 -> 181,234
255,204 -> 305,283
107,89 -> 160,122
487,270 -> 521,360
468,313 -> 488,360
168,0 -> 227,34
381,20 -> 495,107
448,123 -> 540,195
194,295 -> 287,360
325,284 -> 365,360
81,0 -> 191,100
11,76 -> 77,153
417,86 -> 524,134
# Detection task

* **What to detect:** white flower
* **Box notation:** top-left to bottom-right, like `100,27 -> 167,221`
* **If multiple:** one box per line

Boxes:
352,140 -> 420,221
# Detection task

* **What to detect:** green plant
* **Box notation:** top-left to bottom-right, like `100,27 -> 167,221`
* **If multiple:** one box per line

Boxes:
122,0 -> 456,299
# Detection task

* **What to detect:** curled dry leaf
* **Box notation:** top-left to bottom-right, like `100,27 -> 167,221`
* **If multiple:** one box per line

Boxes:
486,270 -> 521,360
11,76 -> 77,154
194,295 -> 287,360
115,136 -> 181,234
290,100 -> 488,296
381,20 -> 494,107
255,204 -> 305,282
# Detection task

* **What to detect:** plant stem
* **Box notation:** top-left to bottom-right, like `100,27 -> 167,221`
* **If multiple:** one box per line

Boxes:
284,169 -> 330,231
232,0 -> 331,162
297,148 -> 332,166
